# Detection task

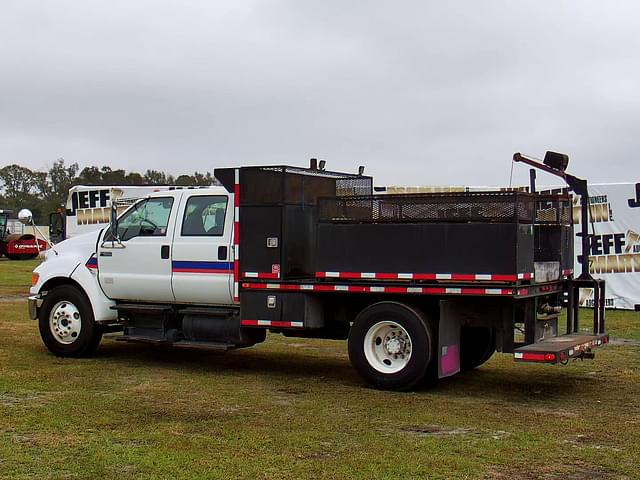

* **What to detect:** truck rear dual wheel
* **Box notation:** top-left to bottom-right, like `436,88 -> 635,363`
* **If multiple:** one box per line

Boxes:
348,302 -> 434,391
460,327 -> 495,371
38,285 -> 103,357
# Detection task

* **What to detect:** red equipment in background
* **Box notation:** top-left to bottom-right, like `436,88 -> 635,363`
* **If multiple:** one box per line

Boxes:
0,210 -> 48,260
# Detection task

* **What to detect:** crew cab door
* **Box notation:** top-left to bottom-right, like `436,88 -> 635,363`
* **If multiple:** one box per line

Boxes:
171,193 -> 233,305
97,195 -> 178,302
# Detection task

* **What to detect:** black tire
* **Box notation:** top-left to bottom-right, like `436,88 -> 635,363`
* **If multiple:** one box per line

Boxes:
460,327 -> 495,371
38,285 -> 102,357
348,302 -> 434,391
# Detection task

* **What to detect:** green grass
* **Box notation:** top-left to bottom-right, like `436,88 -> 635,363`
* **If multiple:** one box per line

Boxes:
600,309 -> 640,340
0,260 -> 639,479
0,258 -> 40,296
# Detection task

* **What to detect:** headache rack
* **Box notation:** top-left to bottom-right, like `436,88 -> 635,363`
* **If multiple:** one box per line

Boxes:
218,165 -> 373,206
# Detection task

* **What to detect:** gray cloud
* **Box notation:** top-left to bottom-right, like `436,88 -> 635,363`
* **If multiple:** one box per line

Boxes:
1,0 -> 639,187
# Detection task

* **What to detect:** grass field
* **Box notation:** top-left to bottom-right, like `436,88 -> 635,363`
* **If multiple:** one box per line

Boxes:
1,258 -> 639,479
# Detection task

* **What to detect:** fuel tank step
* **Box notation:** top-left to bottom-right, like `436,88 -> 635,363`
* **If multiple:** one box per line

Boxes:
115,335 -> 232,350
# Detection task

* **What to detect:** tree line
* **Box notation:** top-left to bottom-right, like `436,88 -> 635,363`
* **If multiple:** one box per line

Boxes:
0,159 -> 217,223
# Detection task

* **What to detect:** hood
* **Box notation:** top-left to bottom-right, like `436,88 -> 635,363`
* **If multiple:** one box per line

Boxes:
45,229 -> 102,262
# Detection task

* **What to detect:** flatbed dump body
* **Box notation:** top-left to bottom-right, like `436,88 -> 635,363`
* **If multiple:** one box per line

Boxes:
29,151 -> 609,390
216,163 -> 607,374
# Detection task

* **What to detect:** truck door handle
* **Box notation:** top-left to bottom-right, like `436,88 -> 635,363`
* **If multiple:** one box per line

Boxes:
218,246 -> 227,260
161,245 -> 170,259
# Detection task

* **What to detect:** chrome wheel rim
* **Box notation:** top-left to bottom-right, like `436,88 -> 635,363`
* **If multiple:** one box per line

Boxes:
49,301 -> 82,344
363,321 -> 412,373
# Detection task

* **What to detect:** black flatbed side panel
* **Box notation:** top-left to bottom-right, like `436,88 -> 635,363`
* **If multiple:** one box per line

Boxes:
241,204 -> 318,278
240,206 -> 282,276
316,223 -> 533,275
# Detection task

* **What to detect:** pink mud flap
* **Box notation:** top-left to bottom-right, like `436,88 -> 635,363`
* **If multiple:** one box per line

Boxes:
440,344 -> 460,377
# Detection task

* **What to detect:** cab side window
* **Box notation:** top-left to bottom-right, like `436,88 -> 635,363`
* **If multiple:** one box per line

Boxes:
181,196 -> 227,236
116,197 -> 174,241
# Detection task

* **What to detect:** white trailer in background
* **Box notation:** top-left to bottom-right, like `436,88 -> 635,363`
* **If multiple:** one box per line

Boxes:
49,185 -> 174,243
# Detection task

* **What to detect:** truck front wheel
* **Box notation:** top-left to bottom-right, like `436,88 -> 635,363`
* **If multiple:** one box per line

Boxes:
38,285 -> 102,357
348,302 -> 433,391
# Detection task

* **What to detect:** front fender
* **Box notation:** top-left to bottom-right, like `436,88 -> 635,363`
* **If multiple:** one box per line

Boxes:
30,254 -> 117,323
30,252 -> 80,294
70,262 -> 117,323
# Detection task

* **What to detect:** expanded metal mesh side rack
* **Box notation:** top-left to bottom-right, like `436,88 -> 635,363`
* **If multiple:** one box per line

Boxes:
319,191 -> 533,224
534,194 -> 572,225
318,191 -> 573,225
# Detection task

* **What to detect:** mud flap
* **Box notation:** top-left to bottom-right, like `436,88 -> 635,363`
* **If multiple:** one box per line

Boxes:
438,300 -> 461,379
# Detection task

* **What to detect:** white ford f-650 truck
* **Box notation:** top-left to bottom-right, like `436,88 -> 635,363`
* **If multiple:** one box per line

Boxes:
28,155 -> 608,390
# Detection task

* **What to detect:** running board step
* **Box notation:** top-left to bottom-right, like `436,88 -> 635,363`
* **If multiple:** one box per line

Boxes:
116,335 -> 233,350
514,333 -> 609,364
112,303 -> 173,312
178,307 -> 237,317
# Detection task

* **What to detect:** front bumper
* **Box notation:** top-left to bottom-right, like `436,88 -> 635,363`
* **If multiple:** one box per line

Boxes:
28,295 -> 43,320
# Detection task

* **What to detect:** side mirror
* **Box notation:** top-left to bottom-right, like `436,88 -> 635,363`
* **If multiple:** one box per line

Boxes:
17,208 -> 58,254
109,204 -> 119,240
18,208 -> 33,225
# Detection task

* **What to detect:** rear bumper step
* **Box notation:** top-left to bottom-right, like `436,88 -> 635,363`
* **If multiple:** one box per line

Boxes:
514,333 -> 609,364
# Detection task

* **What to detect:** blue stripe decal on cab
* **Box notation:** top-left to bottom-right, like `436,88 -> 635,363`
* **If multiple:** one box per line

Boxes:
172,260 -> 232,273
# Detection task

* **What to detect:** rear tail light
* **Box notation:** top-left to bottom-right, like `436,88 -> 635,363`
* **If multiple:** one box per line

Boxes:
517,352 -> 557,362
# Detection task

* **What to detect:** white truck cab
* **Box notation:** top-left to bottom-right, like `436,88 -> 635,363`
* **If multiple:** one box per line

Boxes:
30,187 -> 237,354
97,187 -> 233,305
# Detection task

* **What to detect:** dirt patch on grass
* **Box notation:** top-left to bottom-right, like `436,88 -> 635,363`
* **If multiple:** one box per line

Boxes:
486,463 -> 624,480
295,450 -> 337,460
401,425 -> 511,440
609,337 -> 640,347
0,294 -> 27,302
0,392 -> 47,406
531,407 -> 579,418
562,434 -> 622,452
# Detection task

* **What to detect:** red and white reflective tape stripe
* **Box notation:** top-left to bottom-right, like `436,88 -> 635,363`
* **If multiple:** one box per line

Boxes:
242,282 -> 514,296
233,168 -> 240,303
243,271 -> 280,279
241,319 -> 304,328
315,271 -> 532,282
562,269 -> 573,276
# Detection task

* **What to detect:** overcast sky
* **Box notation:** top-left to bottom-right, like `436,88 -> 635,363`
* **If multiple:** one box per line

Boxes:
1,1 -> 639,187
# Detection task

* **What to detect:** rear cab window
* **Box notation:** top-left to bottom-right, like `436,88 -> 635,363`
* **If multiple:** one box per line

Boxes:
181,195 -> 228,236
